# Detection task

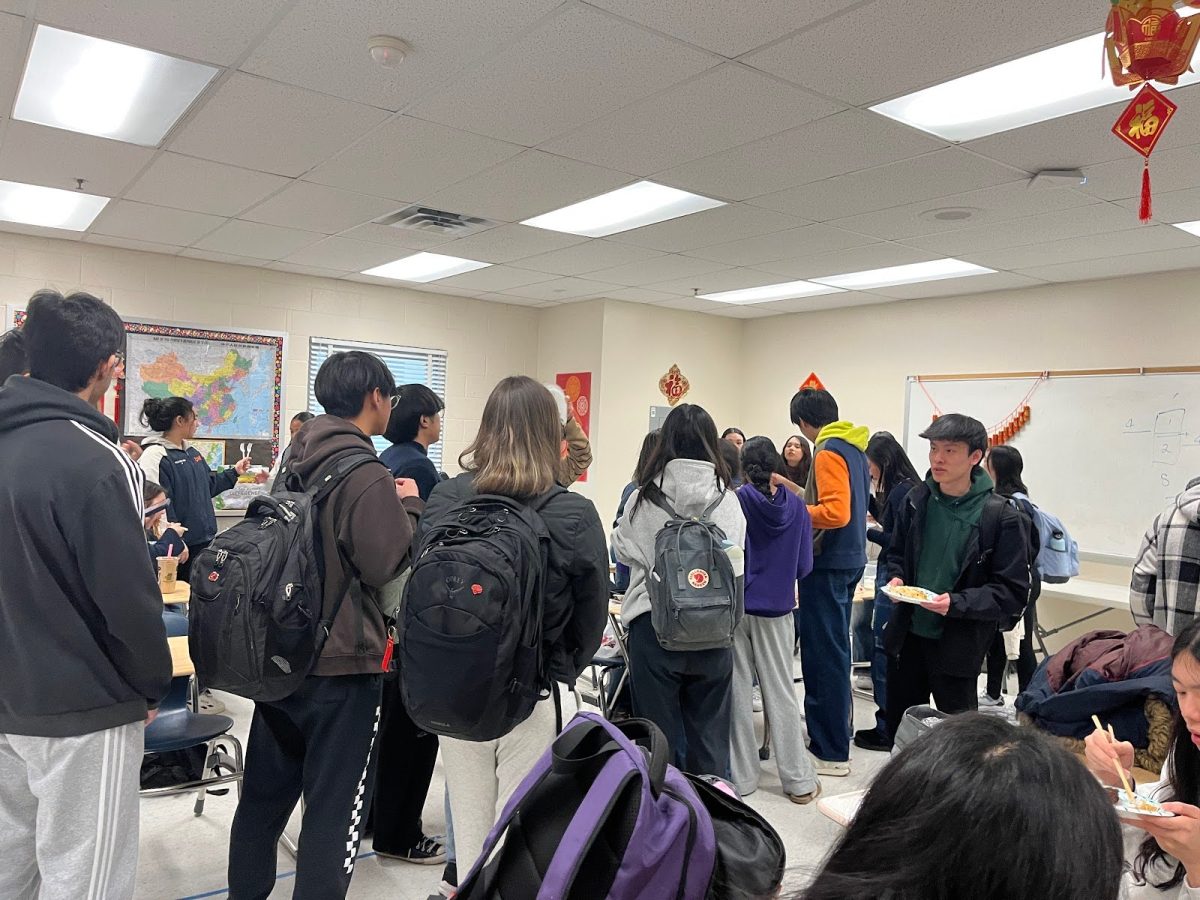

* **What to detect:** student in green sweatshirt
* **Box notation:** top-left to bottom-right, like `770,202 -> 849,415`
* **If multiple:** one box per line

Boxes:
882,414 -> 1032,741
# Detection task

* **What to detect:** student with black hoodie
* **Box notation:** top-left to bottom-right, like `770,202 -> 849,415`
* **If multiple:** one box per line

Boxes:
0,291 -> 172,900
227,351 -> 424,900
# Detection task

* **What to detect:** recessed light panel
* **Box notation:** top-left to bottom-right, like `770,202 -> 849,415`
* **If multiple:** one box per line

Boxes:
813,258 -> 995,290
1172,220 -> 1200,237
14,25 -> 218,146
0,179 -> 109,231
871,32 -> 1200,142
362,252 -> 491,283
522,181 -> 725,237
698,280 -> 844,305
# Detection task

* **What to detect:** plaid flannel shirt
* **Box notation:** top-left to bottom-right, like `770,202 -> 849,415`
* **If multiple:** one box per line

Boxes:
1130,476 -> 1200,634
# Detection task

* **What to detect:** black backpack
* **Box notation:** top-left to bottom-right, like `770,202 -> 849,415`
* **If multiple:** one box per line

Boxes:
188,451 -> 378,702
399,479 -> 558,741
980,493 -> 1042,630
647,494 -> 743,652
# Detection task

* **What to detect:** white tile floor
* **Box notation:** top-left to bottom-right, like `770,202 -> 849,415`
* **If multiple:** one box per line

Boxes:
134,666 -> 909,900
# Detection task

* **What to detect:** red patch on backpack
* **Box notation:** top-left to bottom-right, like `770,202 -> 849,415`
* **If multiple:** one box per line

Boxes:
687,569 -> 710,589
471,584 -> 484,596
208,572 -> 220,582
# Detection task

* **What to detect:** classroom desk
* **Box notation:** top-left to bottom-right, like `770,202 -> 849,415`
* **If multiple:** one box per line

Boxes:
162,583 -> 190,605
1035,580 -> 1130,656
168,636 -> 194,678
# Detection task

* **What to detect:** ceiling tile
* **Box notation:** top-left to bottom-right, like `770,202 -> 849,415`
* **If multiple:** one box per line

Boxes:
826,183 -> 1099,242
903,203 -> 1142,256
169,73 -> 389,177
302,116 -> 523,202
1080,145 -> 1200,202
607,203 -> 808,252
91,201 -> 225,246
649,267 -> 787,295
963,225 -> 1200,271
585,253 -> 729,287
476,292 -> 552,308
124,154 -> 290,217
179,248 -> 260,267
1015,245 -> 1200,282
755,291 -> 894,315
658,109 -> 945,201
540,63 -> 841,175
1122,187 -> 1200,224
407,4 -> 719,145
34,0 -> 293,65
0,121 -> 156,197
435,265 -> 558,293
83,234 -> 182,255
338,222 -> 458,250
243,0 -> 563,111
755,243 -> 944,279
747,149 -> 1026,221
698,303 -> 777,319
240,182 -> 398,235
604,286 -> 687,303
193,220 -> 322,260
434,224 -> 585,264
684,224 -> 875,266
742,0 -> 1100,105
265,261 -> 347,279
498,276 -> 622,301
279,237 -> 406,272
420,150 -> 633,222
863,271 -> 1045,300
0,13 -> 22,118
585,0 -> 860,57
509,240 -> 667,276
0,3 -> 25,14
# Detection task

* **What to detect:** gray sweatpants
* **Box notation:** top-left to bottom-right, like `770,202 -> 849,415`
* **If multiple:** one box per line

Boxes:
0,722 -> 143,900
731,613 -> 818,797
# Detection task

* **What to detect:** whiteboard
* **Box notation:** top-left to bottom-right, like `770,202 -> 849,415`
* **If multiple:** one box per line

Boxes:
904,372 -> 1200,558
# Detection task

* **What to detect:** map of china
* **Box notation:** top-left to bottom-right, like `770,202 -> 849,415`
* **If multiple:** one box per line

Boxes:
140,350 -> 255,428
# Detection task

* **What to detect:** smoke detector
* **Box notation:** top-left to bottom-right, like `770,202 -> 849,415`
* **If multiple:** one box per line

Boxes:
367,35 -> 408,68
918,207 -> 980,223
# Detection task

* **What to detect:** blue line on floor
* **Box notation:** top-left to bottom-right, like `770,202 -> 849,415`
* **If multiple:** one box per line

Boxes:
176,852 -> 377,899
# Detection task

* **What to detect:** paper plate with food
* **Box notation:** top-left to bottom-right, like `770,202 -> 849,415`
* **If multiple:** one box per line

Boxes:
881,584 -> 939,605
1112,788 -> 1176,819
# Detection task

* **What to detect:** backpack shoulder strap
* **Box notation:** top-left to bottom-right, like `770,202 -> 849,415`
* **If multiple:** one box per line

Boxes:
309,451 -> 382,506
700,489 -> 726,520
649,493 -> 682,521
979,494 -> 1008,555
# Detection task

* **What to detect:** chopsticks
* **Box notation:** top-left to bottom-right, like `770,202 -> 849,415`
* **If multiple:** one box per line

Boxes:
1093,714 -> 1135,798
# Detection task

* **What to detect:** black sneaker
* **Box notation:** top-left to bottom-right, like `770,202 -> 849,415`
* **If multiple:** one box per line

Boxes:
376,834 -> 446,865
853,727 -> 893,752
439,862 -> 458,897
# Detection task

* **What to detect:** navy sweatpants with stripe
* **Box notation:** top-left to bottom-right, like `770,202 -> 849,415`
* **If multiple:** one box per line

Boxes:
228,674 -> 382,900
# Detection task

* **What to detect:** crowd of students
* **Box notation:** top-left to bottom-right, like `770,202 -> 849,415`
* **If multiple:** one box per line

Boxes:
4,288 -> 1200,900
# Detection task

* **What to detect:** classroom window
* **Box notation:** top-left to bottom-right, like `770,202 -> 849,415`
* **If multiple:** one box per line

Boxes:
307,337 -> 447,468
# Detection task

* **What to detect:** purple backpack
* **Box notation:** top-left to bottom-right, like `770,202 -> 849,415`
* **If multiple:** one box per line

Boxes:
456,711 -> 716,900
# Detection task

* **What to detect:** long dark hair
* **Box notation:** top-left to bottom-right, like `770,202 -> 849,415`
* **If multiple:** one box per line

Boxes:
633,432 -> 660,484
987,444 -> 1030,497
781,434 -> 811,486
865,432 -> 920,499
1134,619 -> 1200,889
741,436 -> 782,499
803,714 -> 1123,900
141,397 -> 195,433
633,403 -> 729,516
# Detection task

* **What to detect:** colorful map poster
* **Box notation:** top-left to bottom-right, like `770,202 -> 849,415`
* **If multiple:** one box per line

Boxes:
189,439 -> 226,471
122,323 -> 284,456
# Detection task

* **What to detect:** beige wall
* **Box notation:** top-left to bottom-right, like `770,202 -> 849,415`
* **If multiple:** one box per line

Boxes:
0,231 -> 540,470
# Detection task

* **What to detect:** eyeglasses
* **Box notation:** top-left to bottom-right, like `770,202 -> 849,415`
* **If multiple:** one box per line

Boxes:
390,392 -> 400,409
113,350 -> 126,366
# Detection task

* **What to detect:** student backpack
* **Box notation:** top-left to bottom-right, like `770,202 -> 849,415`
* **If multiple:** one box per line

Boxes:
979,494 -> 1042,630
188,451 -> 379,702
647,494 -> 744,652
1011,492 -> 1080,583
456,712 -> 717,900
399,479 -> 558,741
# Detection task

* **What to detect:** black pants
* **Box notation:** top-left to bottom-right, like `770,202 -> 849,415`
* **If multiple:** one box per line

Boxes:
985,600 -> 1038,698
228,674 -> 382,900
369,675 -> 440,854
885,631 -> 978,739
627,616 -> 732,778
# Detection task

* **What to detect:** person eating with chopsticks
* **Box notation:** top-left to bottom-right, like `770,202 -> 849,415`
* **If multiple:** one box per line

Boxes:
1085,618 -> 1200,898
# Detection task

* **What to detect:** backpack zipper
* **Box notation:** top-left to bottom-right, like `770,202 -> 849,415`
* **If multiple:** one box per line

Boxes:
661,786 -> 698,900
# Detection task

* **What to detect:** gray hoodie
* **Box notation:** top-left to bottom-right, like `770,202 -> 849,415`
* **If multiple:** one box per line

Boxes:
612,459 -> 747,628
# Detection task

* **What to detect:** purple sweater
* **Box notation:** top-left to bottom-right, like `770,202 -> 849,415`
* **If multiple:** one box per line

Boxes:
737,484 -> 814,617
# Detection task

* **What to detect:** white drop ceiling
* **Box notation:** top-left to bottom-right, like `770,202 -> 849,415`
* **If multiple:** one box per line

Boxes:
0,0 -> 1197,317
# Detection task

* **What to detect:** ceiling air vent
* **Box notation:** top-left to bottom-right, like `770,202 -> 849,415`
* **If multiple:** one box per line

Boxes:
374,205 -> 495,237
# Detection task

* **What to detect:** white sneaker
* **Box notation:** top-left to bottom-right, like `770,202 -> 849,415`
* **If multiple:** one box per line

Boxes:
854,675 -> 873,692
812,757 -> 851,777
751,686 -> 763,712
978,691 -> 1005,708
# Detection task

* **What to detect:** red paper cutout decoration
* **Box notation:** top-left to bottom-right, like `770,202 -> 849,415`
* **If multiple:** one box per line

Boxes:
799,372 -> 825,391
658,364 -> 691,407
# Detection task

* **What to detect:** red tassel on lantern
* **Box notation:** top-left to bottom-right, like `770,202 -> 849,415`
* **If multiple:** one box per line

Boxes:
1140,161 -> 1152,222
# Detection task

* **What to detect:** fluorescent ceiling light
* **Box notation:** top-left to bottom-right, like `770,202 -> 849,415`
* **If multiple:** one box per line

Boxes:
13,25 -> 218,146
698,280 -> 844,305
0,179 -> 109,230
1172,220 -> 1200,237
872,32 -> 1200,142
362,252 -> 491,283
522,180 -> 725,237
813,258 -> 995,291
